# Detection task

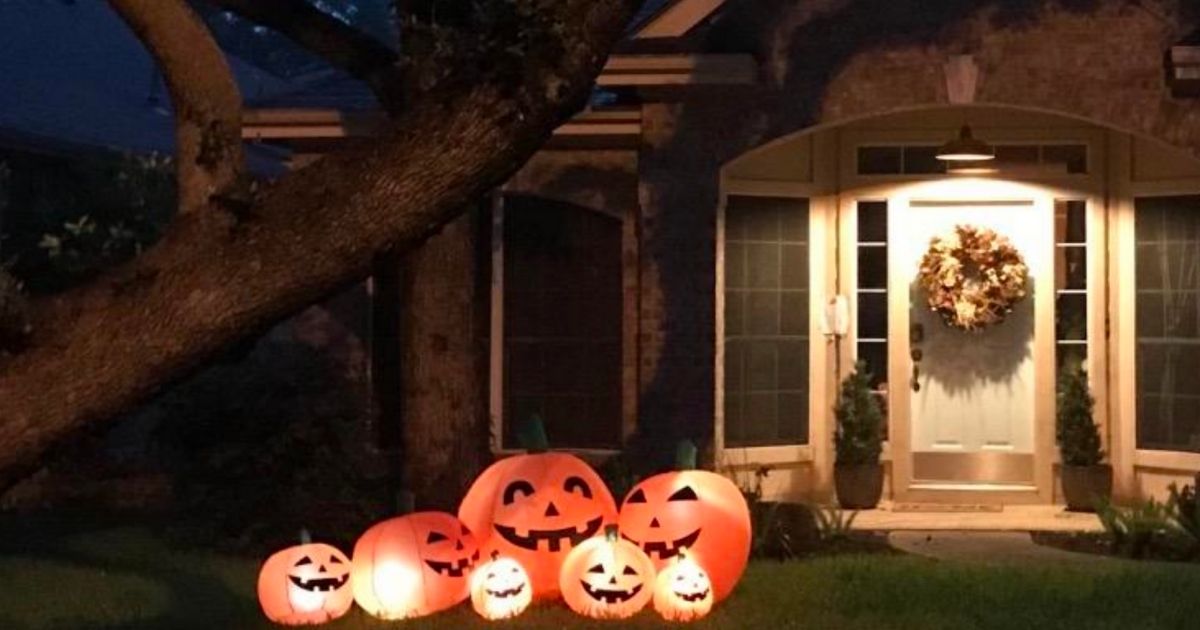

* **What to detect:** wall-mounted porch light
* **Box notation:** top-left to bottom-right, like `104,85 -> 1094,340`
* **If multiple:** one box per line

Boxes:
936,125 -> 996,163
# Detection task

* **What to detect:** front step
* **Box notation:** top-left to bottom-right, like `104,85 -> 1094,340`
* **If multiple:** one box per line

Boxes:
848,502 -> 1103,533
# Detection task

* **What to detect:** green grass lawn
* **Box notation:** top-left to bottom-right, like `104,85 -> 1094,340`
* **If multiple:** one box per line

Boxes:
0,515 -> 1196,630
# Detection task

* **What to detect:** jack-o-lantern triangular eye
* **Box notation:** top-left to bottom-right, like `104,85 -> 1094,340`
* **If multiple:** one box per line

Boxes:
627,489 -> 647,504
328,555 -> 343,564
294,556 -> 313,566
587,563 -> 605,574
622,566 -> 638,576
668,486 -> 698,502
426,531 -> 449,544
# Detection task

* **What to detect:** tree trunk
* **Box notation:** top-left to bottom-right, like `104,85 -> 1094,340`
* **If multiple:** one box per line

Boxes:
0,0 -> 642,491
395,209 -> 490,512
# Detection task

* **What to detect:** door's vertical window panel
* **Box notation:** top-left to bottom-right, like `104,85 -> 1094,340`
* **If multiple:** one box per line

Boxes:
856,201 -> 890,427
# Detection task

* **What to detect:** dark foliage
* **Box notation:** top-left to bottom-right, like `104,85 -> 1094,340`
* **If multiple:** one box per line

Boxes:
834,362 -> 884,466
1057,366 -> 1103,466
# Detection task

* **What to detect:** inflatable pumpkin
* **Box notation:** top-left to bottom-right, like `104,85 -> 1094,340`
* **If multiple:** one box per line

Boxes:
459,451 -> 617,599
617,469 -> 750,601
469,551 -> 533,620
559,526 -> 656,619
351,512 -> 479,620
653,549 -> 714,622
257,541 -> 353,626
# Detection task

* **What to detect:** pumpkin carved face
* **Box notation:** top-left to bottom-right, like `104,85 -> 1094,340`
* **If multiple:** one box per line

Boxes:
459,453 -> 617,599
469,553 -> 533,620
257,543 -> 353,626
559,531 -> 656,619
653,551 -> 714,622
617,470 -> 751,601
350,512 -> 479,620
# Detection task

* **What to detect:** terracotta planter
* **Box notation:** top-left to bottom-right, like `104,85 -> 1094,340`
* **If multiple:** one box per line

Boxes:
834,463 -> 883,510
1061,464 -> 1112,512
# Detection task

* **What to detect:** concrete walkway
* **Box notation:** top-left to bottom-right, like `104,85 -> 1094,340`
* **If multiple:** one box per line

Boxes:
850,502 -> 1104,533
888,531 -> 1112,565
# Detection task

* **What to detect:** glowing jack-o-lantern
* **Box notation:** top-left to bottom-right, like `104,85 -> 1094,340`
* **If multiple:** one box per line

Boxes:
350,512 -> 479,620
653,549 -> 714,622
257,541 -> 353,626
469,551 -> 533,620
617,470 -> 751,602
459,452 -> 617,599
559,526 -> 656,619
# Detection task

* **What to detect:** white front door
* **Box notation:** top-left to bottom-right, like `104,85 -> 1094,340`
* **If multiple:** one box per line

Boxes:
894,193 -> 1053,487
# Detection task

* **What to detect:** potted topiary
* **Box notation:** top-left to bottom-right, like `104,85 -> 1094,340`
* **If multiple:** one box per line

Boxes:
834,362 -> 885,509
1058,366 -> 1111,512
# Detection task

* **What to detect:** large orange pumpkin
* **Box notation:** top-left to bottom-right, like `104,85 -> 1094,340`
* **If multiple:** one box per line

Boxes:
257,542 -> 353,626
468,551 -> 533,620
652,549 -> 714,622
350,512 -> 479,620
617,470 -> 750,601
459,452 -> 617,599
559,527 -> 656,619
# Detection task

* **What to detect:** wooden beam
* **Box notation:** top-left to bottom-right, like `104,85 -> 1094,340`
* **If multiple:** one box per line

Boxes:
634,0 -> 726,39
597,54 -> 755,86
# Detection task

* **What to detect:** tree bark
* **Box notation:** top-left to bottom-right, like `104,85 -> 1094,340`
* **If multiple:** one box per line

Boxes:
0,0 -> 642,491
396,210 -> 490,512
109,0 -> 244,216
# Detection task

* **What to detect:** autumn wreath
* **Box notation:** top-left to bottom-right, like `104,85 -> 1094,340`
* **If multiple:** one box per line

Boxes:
917,224 -> 1029,331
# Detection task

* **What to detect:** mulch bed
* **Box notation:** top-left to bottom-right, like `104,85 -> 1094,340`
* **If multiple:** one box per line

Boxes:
1032,531 -> 1198,564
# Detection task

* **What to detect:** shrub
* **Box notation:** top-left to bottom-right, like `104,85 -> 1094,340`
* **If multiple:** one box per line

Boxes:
1167,479 -> 1200,558
1057,366 -> 1103,466
834,362 -> 884,466
1097,497 -> 1178,559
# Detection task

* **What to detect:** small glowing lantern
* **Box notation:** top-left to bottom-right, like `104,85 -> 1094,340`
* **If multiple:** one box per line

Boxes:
559,525 -> 655,619
350,512 -> 479,620
257,533 -> 353,626
469,551 -> 533,620
616,442 -> 751,602
653,549 -> 714,622
459,418 -> 617,599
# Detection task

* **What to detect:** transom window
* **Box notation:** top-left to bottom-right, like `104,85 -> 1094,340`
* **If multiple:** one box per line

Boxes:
857,143 -> 1088,176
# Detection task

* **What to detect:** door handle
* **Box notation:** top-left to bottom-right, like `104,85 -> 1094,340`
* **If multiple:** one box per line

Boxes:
911,364 -> 921,392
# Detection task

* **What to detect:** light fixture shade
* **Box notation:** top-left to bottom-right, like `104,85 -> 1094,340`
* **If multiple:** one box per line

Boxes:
937,125 -> 995,162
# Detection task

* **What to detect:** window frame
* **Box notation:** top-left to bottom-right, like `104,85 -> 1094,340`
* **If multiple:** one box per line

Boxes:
716,182 -> 835,467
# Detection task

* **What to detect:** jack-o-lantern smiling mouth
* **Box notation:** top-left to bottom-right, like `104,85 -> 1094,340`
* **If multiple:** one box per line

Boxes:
288,574 -> 349,592
581,582 -> 643,604
494,516 -> 604,552
675,588 -> 710,603
486,583 -> 526,599
623,529 -> 701,560
425,550 -> 480,577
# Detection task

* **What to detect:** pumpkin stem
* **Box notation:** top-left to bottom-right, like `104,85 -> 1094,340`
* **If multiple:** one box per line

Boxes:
299,528 -> 312,544
604,524 -> 620,542
675,440 -> 698,470
517,414 -> 550,454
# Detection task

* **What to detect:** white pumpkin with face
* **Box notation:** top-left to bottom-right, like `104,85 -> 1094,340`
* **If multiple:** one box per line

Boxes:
469,553 -> 533,620
653,551 -> 714,622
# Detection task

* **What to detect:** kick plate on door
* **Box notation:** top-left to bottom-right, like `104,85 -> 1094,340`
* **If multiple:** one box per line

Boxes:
912,452 -> 1035,485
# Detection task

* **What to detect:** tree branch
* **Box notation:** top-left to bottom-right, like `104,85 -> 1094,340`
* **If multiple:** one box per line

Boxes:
0,0 -> 643,490
109,0 -> 244,217
203,0 -> 406,112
